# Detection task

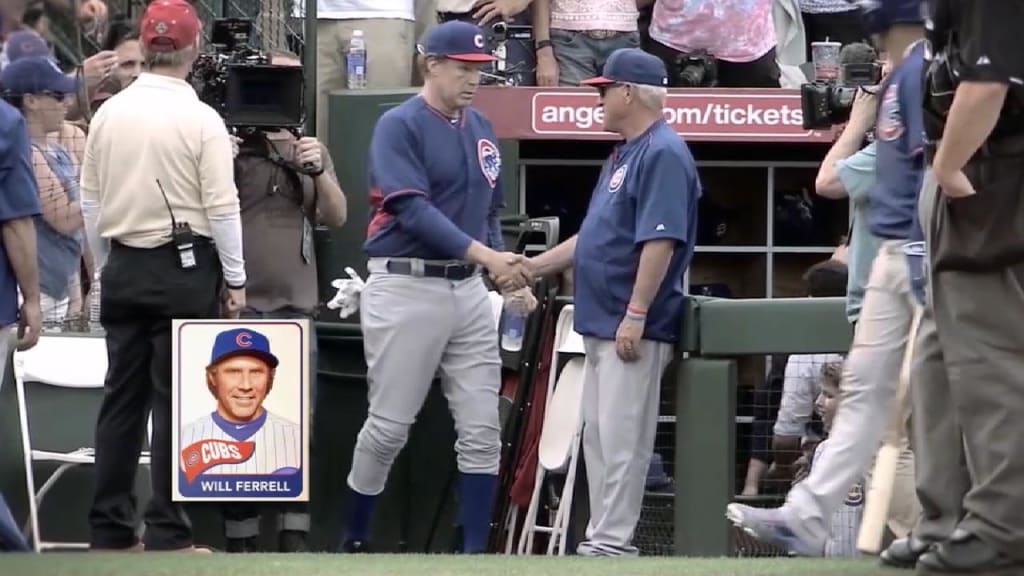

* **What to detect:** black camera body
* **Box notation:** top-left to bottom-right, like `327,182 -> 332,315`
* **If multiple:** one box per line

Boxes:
799,62 -> 882,130
190,18 -> 305,131
481,20 -> 533,87
673,50 -> 717,88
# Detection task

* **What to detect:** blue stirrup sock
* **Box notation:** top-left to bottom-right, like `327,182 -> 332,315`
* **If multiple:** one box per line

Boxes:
459,473 -> 498,553
343,489 -> 378,543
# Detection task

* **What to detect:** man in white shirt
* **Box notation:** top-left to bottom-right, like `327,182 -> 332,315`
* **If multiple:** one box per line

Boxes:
81,0 -> 245,553
313,0 -> 416,146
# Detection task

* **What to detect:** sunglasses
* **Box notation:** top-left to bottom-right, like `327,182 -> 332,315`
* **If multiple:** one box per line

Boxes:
596,83 -> 625,97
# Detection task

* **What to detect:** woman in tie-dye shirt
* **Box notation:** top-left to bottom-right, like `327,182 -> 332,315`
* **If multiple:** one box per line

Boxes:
647,0 -> 781,88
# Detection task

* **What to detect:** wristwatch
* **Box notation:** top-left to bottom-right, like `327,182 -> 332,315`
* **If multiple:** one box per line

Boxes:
535,39 -> 553,52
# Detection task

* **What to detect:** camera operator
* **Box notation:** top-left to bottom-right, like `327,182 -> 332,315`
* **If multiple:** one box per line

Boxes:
221,50 -> 346,554
913,1 -> 1024,573
81,0 -> 245,553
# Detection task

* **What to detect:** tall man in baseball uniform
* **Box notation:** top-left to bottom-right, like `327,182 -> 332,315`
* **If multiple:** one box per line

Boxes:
179,328 -> 301,478
528,48 -> 699,556
339,20 -> 531,554
727,0 -> 930,557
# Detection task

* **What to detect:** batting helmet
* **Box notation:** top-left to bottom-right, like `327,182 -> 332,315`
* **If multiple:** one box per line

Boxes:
848,0 -> 926,37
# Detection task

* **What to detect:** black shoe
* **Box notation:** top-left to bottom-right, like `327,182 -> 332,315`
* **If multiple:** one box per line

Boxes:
341,539 -> 371,553
916,531 -> 1019,574
225,537 -> 258,553
881,536 -> 932,569
278,530 -> 308,553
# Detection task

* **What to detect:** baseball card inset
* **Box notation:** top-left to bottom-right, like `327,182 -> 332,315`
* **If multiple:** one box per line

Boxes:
171,319 -> 310,502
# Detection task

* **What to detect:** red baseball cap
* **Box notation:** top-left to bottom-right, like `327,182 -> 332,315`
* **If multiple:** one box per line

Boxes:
140,0 -> 201,53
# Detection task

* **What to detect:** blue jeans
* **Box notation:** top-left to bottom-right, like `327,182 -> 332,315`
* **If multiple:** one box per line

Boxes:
550,29 -> 640,86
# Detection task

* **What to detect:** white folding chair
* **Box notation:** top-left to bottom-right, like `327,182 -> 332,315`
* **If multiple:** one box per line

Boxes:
14,335 -> 151,552
504,304 -> 587,556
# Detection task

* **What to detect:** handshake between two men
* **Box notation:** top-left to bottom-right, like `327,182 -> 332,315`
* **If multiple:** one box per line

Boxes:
480,250 -> 540,314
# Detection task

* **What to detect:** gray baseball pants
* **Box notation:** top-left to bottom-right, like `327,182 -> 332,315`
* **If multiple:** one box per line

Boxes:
348,259 -> 502,496
909,171 -> 971,544
786,240 -> 918,546
577,337 -> 673,557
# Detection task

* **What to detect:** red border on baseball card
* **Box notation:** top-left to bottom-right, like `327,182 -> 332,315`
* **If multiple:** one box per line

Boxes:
171,319 -> 310,502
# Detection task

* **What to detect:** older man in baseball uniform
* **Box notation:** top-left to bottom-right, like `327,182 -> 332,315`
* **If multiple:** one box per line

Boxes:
180,328 -> 301,477
529,48 -> 700,556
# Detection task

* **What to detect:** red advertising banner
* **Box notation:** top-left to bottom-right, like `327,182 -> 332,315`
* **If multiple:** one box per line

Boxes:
474,87 -> 837,144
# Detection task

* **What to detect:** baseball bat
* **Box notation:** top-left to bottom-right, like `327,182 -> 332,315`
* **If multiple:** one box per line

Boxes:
856,308 -> 922,554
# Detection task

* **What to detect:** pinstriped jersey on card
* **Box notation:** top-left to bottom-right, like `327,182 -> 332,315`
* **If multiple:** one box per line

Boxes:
180,410 -> 301,475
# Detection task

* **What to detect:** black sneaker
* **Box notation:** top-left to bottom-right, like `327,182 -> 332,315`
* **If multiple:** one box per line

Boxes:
278,530 -> 308,553
341,539 -> 371,553
225,537 -> 258,553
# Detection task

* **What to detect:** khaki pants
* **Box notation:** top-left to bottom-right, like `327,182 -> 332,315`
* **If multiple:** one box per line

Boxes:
316,18 -> 415,147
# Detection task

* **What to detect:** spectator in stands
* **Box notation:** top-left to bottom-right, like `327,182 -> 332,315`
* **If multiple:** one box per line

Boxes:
531,0 -> 641,86
2,57 -> 84,325
222,49 -> 346,554
647,0 -> 781,88
102,18 -> 143,89
313,0 -> 416,146
799,0 -> 867,60
82,0 -> 243,552
433,0 -> 536,86
742,258 -> 847,496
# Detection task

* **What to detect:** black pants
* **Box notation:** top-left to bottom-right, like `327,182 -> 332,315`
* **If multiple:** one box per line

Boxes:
88,239 -> 222,550
221,310 -> 318,543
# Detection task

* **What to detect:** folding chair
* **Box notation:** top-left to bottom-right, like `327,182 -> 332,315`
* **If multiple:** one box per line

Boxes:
507,304 -> 587,555
14,334 -> 151,552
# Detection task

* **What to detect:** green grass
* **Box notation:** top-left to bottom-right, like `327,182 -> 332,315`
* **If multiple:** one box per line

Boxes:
1,554 -> 910,576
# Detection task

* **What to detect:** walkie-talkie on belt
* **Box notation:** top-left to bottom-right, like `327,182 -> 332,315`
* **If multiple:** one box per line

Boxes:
156,179 -> 197,270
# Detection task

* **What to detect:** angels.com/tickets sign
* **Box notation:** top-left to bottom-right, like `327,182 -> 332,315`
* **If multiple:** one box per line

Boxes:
474,88 -> 837,143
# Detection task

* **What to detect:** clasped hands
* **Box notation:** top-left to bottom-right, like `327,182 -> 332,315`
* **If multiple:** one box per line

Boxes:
485,251 -> 533,293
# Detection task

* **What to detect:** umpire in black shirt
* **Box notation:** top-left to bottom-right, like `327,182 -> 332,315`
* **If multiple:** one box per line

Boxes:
916,0 -> 1024,572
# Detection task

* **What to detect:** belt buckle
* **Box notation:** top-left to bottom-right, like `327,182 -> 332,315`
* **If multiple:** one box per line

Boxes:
444,263 -> 466,279
586,30 -> 615,40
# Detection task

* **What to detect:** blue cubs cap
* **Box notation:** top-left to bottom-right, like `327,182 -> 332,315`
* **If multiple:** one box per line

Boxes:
209,328 -> 280,368
847,0 -> 925,36
0,56 -> 78,96
581,48 -> 669,87
3,30 -> 52,64
418,20 -> 496,63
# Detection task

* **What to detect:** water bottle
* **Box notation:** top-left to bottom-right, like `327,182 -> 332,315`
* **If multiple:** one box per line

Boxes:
500,307 -> 526,352
89,271 -> 102,331
346,30 -> 367,90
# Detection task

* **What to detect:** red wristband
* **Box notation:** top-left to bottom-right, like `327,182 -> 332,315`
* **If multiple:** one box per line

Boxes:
627,304 -> 647,316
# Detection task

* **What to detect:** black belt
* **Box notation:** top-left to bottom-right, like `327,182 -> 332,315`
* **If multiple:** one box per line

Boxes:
385,260 -> 479,280
437,11 -> 472,23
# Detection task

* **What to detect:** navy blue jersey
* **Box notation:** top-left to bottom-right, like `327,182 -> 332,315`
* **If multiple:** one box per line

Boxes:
869,41 -> 926,241
573,119 -> 700,343
364,96 -> 505,260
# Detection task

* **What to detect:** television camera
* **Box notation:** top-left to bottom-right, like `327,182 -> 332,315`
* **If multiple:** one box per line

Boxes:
800,43 -> 883,130
481,20 -> 533,87
190,18 -> 305,132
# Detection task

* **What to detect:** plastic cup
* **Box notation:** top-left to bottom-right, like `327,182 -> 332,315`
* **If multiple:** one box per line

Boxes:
811,41 -> 842,82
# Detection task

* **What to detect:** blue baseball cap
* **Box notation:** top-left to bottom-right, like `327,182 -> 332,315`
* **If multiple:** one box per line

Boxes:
3,30 -> 52,64
209,328 -> 280,368
581,48 -> 669,87
418,21 -> 496,63
1,56 -> 77,96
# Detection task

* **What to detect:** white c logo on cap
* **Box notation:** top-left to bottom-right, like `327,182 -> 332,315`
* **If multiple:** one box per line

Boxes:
473,34 -> 484,48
